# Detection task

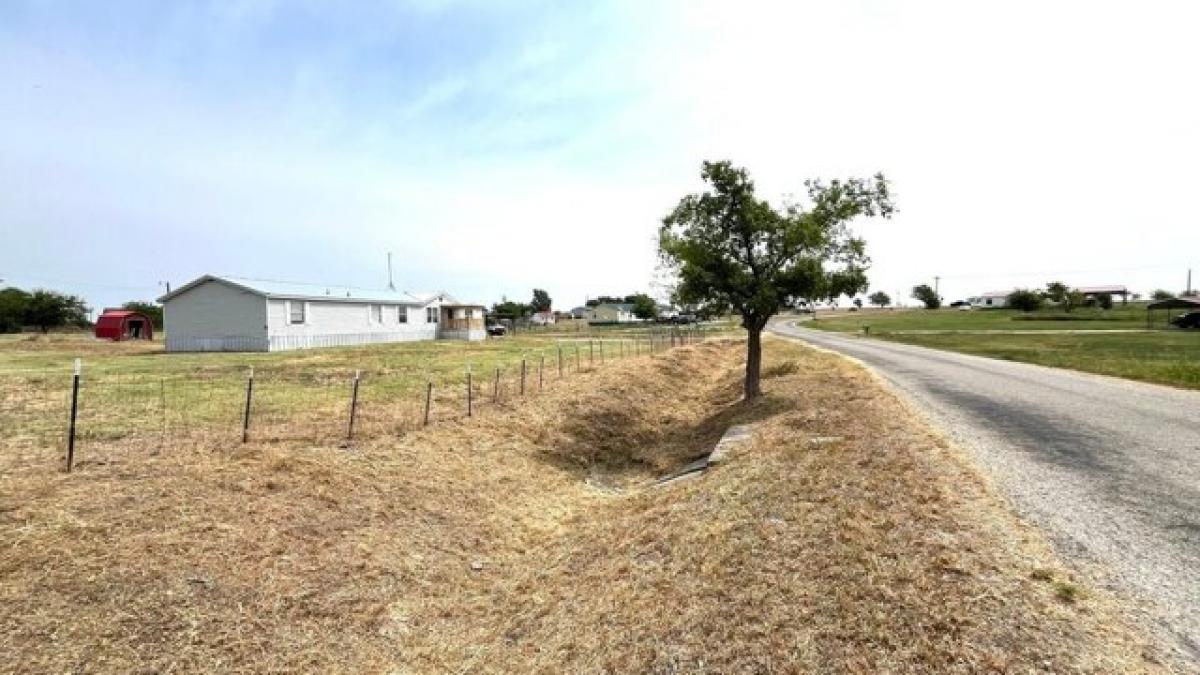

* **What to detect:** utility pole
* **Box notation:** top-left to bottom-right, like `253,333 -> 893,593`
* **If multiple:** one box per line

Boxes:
1187,268 -> 1193,296
934,276 -> 941,301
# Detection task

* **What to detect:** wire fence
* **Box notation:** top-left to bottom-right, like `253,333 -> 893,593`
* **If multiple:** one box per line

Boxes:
1,328 -> 713,472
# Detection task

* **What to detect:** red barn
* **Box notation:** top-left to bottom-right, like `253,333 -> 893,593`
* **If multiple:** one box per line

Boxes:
94,309 -> 154,341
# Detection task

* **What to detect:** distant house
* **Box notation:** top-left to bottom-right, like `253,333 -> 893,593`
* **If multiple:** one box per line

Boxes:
587,303 -> 638,323
657,304 -> 679,320
569,306 -> 589,319
1076,285 -> 1129,304
158,274 -> 485,352
969,291 -> 1011,308
530,310 -> 556,326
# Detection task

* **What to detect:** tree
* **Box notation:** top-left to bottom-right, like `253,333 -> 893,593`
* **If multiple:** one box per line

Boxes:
868,290 -> 891,308
1007,288 -> 1044,312
490,298 -> 531,321
1150,289 -> 1175,301
1095,292 -> 1114,310
852,297 -> 863,309
659,161 -> 892,398
628,293 -> 658,320
1044,281 -> 1068,304
911,284 -> 940,309
585,295 -> 623,307
1065,290 -> 1085,311
121,300 -> 163,329
23,289 -> 90,332
530,289 -> 552,312
0,287 -> 31,333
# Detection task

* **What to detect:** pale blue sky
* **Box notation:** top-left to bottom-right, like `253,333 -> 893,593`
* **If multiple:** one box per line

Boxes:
2,0 -> 1198,313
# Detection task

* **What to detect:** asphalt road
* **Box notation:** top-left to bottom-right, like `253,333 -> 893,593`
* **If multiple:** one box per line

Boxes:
771,321 -> 1200,668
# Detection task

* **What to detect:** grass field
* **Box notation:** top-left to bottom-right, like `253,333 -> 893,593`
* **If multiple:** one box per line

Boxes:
0,328 -> 711,470
806,306 -> 1200,389
0,336 -> 1164,672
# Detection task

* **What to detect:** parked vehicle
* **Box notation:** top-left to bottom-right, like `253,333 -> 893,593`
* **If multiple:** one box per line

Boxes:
487,324 -> 508,336
671,314 -> 697,324
1169,311 -> 1200,329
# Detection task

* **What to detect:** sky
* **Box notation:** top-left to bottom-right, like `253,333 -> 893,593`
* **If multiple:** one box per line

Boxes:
2,0 -> 1198,314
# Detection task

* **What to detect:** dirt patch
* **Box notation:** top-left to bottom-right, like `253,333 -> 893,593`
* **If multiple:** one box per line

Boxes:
0,339 -> 1164,672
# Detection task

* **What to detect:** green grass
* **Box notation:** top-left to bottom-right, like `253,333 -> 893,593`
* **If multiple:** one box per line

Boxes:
808,303 -> 1155,333
0,328 -> 716,461
800,306 -> 1200,389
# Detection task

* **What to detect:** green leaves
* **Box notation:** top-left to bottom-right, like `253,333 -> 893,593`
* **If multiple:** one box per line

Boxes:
659,161 -> 893,328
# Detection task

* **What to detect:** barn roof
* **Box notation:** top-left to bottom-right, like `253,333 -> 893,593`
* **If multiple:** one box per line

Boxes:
1076,285 -> 1128,294
97,309 -> 145,318
158,275 -> 432,305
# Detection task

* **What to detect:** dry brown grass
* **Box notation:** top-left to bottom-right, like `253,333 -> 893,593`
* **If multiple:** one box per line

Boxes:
0,338 -> 1164,673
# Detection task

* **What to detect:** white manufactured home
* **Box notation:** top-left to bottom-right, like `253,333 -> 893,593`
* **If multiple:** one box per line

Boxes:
158,275 -> 485,352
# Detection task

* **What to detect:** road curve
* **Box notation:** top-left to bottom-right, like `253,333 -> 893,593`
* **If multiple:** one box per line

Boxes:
770,321 -> 1200,667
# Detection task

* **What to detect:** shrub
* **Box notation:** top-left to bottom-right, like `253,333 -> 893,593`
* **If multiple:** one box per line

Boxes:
1007,289 -> 1044,312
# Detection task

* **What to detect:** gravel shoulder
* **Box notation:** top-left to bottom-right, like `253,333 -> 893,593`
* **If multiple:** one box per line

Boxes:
771,320 -> 1200,670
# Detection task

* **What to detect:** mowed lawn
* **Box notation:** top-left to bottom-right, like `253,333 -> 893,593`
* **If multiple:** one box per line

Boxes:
805,305 -> 1200,389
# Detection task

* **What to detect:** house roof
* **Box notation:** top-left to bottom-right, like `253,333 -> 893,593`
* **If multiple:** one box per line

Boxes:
97,309 -> 145,319
1076,285 -> 1128,294
593,303 -> 634,311
980,291 -> 1011,298
158,275 -> 434,305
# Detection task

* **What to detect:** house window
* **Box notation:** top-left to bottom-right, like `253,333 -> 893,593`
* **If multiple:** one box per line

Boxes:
372,304 -> 382,323
426,307 -> 438,323
398,306 -> 407,324
289,301 -> 306,324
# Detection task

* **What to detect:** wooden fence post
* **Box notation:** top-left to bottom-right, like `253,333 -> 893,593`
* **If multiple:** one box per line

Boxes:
347,370 -> 361,440
539,355 -> 544,390
466,365 -> 473,418
589,340 -> 594,367
558,344 -> 563,378
65,358 -> 81,472
520,358 -> 527,396
493,366 -> 500,403
241,366 -> 254,443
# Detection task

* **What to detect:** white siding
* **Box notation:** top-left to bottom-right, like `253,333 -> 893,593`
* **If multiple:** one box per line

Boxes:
164,280 -> 268,352
265,298 -> 437,351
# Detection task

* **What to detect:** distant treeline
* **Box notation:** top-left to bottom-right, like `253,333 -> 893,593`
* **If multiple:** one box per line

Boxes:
0,286 -> 163,333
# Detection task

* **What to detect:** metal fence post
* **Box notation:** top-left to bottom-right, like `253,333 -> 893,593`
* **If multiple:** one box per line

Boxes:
539,355 -> 544,390
466,365 -> 473,418
241,366 -> 254,443
423,381 -> 433,426
493,366 -> 500,403
347,370 -> 361,440
575,344 -> 580,372
589,340 -> 594,367
65,358 -> 81,472
558,344 -> 563,378
520,358 -> 527,396
600,340 -> 605,364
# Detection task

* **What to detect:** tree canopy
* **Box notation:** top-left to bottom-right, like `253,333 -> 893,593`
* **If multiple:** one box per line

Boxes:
627,293 -> 658,320
1044,281 -> 1068,304
911,284 -> 940,309
18,289 -> 90,333
868,290 -> 891,308
659,161 -> 892,397
1007,288 -> 1044,312
530,289 -> 552,312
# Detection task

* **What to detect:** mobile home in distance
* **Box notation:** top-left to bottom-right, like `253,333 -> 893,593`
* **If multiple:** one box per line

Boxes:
158,275 -> 485,352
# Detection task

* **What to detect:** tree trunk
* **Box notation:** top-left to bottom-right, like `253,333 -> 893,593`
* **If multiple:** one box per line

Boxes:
744,326 -> 763,399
